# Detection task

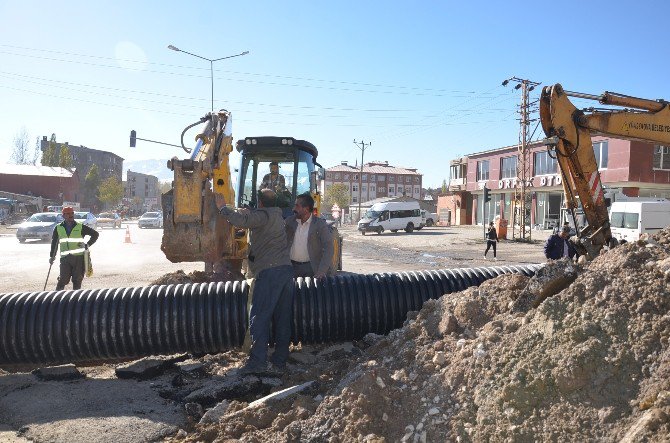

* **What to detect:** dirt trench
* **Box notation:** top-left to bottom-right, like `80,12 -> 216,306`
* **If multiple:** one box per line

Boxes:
170,228 -> 670,442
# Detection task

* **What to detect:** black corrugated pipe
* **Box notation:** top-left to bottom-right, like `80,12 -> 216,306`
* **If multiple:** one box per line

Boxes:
0,264 -> 542,365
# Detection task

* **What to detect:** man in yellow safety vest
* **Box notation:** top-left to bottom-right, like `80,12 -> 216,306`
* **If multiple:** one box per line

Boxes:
49,206 -> 99,290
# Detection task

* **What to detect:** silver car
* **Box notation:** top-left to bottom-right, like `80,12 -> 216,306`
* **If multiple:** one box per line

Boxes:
138,211 -> 163,229
74,211 -> 98,230
16,212 -> 64,243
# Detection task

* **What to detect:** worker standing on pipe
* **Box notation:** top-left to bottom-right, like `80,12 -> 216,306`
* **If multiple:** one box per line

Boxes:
285,193 -> 334,279
215,188 -> 294,376
49,206 -> 99,290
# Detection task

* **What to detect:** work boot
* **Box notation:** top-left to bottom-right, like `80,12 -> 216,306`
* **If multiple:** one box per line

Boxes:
267,362 -> 286,377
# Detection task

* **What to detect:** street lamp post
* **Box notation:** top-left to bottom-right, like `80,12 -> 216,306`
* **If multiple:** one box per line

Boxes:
168,45 -> 249,113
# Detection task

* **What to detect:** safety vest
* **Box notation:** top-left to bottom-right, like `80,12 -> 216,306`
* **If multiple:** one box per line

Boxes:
56,223 -> 86,257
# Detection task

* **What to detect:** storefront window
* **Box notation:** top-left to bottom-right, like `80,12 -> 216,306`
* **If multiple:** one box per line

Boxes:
476,192 -> 501,225
534,192 -> 563,229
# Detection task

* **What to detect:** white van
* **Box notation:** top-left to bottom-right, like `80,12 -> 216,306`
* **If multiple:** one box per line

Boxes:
358,201 -> 423,235
610,200 -> 670,242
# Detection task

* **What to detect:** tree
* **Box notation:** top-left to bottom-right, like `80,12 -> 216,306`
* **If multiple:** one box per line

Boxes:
158,180 -> 171,194
98,176 -> 124,207
58,145 -> 73,169
441,179 -> 447,194
32,137 -> 41,165
323,183 -> 351,211
9,127 -> 31,164
42,134 -> 58,167
84,164 -> 101,207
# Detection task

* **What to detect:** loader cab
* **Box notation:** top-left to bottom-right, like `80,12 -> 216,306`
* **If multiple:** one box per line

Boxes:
236,137 -> 321,217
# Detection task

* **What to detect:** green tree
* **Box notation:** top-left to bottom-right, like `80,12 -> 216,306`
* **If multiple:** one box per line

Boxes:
323,183 -> 351,211
9,127 -> 30,164
84,164 -> 101,207
58,145 -> 73,169
98,176 -> 124,207
41,134 -> 59,167
441,179 -> 447,194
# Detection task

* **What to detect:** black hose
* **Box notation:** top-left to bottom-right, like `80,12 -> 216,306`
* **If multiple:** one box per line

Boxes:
0,265 -> 541,365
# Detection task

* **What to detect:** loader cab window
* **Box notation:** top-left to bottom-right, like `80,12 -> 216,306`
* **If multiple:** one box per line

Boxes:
237,142 -> 318,215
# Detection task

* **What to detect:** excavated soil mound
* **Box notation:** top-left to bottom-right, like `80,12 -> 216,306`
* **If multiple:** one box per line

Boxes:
151,270 -> 239,286
174,229 -> 670,442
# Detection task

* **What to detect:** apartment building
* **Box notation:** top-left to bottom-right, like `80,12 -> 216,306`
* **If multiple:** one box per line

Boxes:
322,160 -> 423,205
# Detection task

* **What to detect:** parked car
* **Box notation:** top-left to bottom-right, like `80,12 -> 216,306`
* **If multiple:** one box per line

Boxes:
97,212 -> 122,229
138,211 -> 163,229
74,211 -> 97,229
16,212 -> 64,243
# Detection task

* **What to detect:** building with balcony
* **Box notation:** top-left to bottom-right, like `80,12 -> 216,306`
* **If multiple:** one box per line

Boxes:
440,137 -> 670,228
321,160 -> 423,208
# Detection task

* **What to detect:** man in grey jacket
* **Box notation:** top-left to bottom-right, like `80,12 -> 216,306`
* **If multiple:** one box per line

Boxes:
285,193 -> 334,279
215,189 -> 293,376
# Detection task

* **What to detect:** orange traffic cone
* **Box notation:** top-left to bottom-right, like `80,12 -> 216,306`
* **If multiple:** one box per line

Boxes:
124,226 -> 132,243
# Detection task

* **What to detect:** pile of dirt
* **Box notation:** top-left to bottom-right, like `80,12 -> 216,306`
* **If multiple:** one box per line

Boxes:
172,229 -> 670,442
151,270 -> 241,285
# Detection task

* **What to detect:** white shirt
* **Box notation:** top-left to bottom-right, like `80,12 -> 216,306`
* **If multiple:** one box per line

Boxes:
290,215 -> 312,262
563,239 -> 569,257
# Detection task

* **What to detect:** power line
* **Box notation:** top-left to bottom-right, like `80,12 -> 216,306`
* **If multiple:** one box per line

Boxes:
0,47 -> 513,99
0,44 -> 509,96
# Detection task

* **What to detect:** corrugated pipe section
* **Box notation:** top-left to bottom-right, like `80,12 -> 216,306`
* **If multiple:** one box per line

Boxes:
0,264 -> 542,365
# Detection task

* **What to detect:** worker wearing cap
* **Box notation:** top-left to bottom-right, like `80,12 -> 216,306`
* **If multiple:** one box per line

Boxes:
49,206 -> 99,290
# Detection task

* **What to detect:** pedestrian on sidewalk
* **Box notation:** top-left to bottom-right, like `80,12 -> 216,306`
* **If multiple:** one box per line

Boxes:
49,206 -> 99,290
215,189 -> 294,376
484,221 -> 499,260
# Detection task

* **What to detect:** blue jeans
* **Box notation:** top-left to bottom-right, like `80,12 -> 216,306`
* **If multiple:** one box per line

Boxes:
248,265 -> 294,368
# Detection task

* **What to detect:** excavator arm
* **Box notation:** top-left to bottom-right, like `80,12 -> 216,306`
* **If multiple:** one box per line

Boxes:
161,111 -> 247,272
540,83 -> 670,258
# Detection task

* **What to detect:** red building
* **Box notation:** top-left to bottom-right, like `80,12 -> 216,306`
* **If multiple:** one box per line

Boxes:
438,137 -> 670,228
0,164 -> 80,202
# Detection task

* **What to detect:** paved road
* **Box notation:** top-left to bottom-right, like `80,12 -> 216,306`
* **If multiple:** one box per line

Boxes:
0,224 -> 202,294
0,222 -> 551,294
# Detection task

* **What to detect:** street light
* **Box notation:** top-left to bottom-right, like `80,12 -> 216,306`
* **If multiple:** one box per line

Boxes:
168,45 -> 249,113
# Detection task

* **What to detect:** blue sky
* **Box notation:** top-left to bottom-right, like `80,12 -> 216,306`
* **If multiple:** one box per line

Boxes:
1,0 -> 669,187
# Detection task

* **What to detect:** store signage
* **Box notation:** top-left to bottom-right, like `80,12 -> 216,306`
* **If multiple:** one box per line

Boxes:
537,175 -> 562,187
497,179 -> 533,189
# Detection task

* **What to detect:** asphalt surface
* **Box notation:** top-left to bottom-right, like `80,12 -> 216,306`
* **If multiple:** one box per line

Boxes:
1,222 -> 550,294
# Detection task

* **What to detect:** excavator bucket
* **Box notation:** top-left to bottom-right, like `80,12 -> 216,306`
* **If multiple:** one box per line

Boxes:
160,156 -> 237,263
161,185 -> 236,263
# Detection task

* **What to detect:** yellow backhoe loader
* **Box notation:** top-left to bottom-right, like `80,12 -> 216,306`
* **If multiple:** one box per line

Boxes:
131,111 -> 341,275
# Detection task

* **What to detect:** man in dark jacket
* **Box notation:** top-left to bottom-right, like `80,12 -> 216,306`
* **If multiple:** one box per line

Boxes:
285,193 -> 334,279
215,189 -> 293,376
544,225 -> 577,260
49,206 -> 99,290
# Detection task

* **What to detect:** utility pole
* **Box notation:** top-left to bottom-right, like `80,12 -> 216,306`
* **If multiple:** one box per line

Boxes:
502,77 -> 540,240
353,139 -> 372,222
